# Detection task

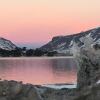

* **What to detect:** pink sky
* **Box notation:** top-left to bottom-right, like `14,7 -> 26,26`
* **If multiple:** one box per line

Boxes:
0,0 -> 100,47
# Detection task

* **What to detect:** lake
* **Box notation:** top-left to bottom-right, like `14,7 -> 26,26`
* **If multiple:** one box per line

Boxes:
0,57 -> 77,85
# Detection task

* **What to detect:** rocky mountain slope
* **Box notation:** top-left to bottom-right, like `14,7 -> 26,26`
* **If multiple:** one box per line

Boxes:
0,38 -> 17,50
41,27 -> 100,53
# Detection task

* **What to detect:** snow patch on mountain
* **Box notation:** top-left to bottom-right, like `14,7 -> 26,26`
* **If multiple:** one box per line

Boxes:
0,38 -> 17,50
57,43 -> 66,48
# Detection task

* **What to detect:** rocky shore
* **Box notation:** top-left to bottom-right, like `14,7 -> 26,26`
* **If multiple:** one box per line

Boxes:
0,79 -> 100,100
0,80 -> 76,100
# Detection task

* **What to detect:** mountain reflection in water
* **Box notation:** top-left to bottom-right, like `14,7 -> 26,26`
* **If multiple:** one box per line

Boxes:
0,57 -> 77,85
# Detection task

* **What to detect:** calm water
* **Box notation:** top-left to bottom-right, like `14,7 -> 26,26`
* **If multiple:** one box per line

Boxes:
0,57 -> 77,85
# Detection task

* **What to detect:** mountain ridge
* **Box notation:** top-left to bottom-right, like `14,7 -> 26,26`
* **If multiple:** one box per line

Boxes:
40,27 -> 100,53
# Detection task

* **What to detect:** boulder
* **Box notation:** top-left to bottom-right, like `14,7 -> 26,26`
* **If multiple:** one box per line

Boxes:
0,81 -> 42,100
76,44 -> 100,89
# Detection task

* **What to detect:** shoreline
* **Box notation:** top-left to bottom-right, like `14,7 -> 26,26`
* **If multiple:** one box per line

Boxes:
41,84 -> 77,89
0,79 -> 77,89
0,56 -> 74,60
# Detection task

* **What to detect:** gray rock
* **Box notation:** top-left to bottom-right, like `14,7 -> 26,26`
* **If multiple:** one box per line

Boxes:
0,97 -> 7,100
77,47 -> 100,89
0,81 -> 42,100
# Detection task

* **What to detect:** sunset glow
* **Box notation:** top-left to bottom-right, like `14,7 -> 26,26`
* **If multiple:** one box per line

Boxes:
0,0 -> 100,46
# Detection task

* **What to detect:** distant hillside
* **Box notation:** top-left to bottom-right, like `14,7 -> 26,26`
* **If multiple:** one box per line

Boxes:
40,27 -> 100,53
0,38 -> 17,50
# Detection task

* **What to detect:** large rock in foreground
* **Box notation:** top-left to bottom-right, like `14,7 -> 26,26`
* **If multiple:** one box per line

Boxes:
75,43 -> 100,89
0,80 -> 78,100
0,80 -> 42,100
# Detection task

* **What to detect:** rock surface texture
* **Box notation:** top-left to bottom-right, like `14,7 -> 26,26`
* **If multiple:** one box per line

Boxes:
0,80 -> 42,100
0,80 -> 78,100
72,36 -> 100,100
76,45 -> 100,89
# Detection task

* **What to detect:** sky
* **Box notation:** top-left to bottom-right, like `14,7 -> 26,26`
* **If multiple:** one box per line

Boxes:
0,0 -> 100,48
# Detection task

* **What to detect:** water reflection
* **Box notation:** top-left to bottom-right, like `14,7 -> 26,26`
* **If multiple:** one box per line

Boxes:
0,57 -> 77,85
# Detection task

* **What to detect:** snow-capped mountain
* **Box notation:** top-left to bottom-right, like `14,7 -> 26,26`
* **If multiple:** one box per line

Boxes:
0,38 -> 17,50
40,27 -> 100,53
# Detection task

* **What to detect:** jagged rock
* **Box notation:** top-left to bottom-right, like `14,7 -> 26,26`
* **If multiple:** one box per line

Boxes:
74,84 -> 100,100
0,81 -> 42,100
76,44 -> 100,89
69,36 -> 100,100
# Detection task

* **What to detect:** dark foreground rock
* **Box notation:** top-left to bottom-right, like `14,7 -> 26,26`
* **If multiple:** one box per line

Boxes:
0,80 -> 42,100
76,47 -> 100,89
0,80 -> 100,100
0,80 -> 76,100
0,80 -> 78,100
74,84 -> 100,100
